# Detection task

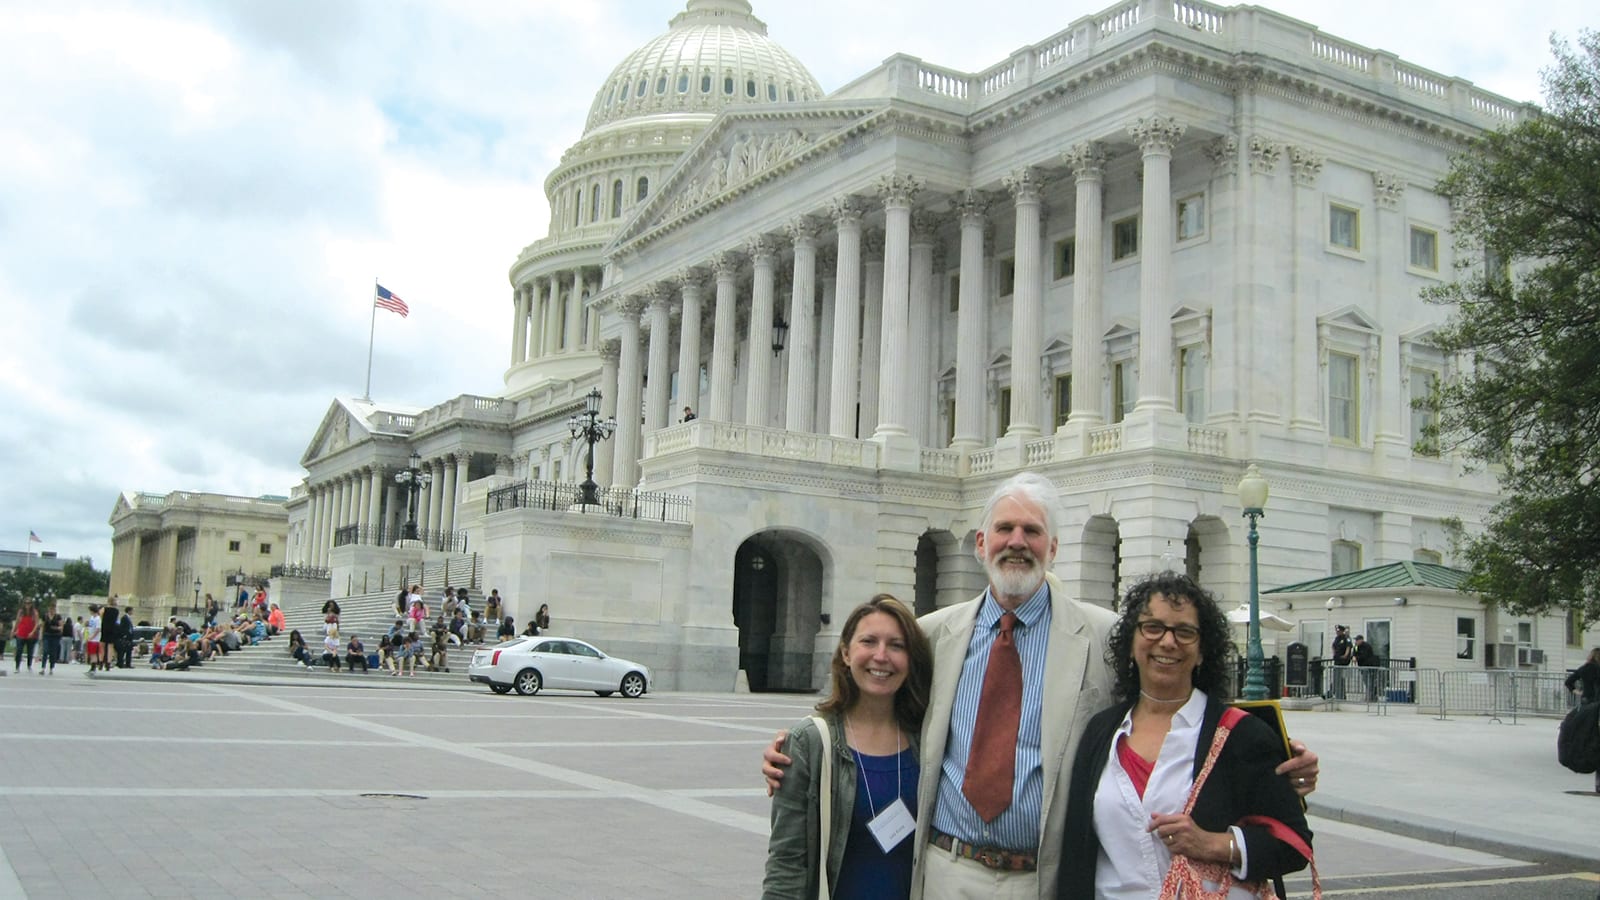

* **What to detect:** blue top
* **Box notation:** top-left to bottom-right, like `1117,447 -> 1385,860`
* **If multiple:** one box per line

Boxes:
834,746 -> 919,900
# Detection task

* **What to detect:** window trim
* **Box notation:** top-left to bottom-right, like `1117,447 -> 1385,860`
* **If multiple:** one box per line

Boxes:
1326,351 -> 1360,444
1327,200 -> 1362,257
1175,192 -> 1207,243
1407,221 -> 1441,276
1052,234 -> 1076,281
1331,539 -> 1362,575
1111,214 -> 1140,263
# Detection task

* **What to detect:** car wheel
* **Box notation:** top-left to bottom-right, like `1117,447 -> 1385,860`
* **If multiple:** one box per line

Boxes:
489,684 -> 511,694
513,669 -> 542,696
594,691 -> 614,697
620,671 -> 646,698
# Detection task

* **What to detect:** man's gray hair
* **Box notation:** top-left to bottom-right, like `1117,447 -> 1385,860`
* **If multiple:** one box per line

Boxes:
977,472 -> 1061,540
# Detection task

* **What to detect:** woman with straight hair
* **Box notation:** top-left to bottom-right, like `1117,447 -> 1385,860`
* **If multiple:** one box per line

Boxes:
762,594 -> 933,900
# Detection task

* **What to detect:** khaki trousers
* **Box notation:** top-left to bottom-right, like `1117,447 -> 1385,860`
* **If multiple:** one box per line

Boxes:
922,841 -> 1039,900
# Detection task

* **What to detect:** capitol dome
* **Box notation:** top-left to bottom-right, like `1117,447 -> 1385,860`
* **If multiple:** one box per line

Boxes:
583,0 -> 824,136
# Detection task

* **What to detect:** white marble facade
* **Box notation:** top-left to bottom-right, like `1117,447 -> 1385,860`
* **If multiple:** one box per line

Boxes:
291,0 -> 1535,690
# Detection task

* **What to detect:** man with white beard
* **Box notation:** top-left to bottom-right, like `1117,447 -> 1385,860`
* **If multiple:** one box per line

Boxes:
765,471 -> 1319,898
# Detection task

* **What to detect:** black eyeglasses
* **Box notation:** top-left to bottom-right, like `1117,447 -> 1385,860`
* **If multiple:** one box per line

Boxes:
1136,619 -> 1201,645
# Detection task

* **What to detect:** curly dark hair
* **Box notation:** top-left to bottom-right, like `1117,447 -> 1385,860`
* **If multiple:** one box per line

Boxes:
1106,571 -> 1235,704
817,594 -> 933,736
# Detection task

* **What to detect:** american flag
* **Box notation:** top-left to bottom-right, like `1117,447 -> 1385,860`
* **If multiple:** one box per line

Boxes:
374,284 -> 409,317
28,530 -> 42,543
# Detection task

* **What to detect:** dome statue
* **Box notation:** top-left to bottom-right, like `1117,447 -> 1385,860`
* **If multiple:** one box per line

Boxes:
583,0 -> 824,136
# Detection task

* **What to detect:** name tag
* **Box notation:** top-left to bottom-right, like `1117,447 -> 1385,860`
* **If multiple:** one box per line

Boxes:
867,798 -> 916,852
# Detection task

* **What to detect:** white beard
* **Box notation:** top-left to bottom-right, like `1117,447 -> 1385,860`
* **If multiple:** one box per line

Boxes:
986,553 -> 1044,599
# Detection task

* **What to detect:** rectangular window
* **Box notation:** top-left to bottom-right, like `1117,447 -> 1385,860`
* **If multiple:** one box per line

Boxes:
1176,194 -> 1205,241
1053,238 -> 1076,280
1112,362 -> 1136,424
1516,622 -> 1533,644
1178,347 -> 1207,425
998,388 -> 1012,437
949,274 -> 960,311
1112,216 -> 1139,260
1331,540 -> 1361,575
1485,248 -> 1509,281
228,540 -> 241,553
1410,369 -> 1438,456
1409,225 -> 1438,271
946,397 -> 956,444
1565,609 -> 1582,648
1456,617 -> 1475,660
1053,374 -> 1071,428
258,543 -> 271,555
1328,352 -> 1358,442
998,258 -> 1016,297
1329,204 -> 1359,250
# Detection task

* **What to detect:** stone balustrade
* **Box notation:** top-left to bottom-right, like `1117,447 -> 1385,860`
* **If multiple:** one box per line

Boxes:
644,420 -> 880,469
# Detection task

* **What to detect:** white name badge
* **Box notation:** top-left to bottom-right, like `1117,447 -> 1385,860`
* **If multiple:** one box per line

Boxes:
867,798 -> 916,852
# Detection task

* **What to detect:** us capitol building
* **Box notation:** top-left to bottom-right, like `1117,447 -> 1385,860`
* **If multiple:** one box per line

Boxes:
284,0 -> 1530,690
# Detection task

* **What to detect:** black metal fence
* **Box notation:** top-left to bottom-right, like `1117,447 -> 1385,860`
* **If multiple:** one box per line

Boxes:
485,480 -> 692,524
332,524 -> 468,554
269,564 -> 330,580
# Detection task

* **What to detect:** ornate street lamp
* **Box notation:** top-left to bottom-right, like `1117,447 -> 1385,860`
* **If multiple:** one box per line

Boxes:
393,451 -> 433,541
568,387 -> 617,507
1237,462 -> 1270,701
771,313 -> 789,355
192,578 -> 202,614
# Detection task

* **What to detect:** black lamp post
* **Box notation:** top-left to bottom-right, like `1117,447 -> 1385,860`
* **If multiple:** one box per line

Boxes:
568,387 -> 617,507
1238,463 -> 1270,701
192,578 -> 202,614
771,313 -> 789,355
393,451 -> 433,540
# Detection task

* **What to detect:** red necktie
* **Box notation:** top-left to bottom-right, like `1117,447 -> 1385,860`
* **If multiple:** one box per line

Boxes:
963,611 -> 1022,822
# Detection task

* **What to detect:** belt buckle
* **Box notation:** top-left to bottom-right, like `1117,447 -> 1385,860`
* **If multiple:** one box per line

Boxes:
975,849 -> 1002,870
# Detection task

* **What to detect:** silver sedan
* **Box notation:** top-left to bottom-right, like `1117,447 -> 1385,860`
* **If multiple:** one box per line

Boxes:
467,636 -> 650,698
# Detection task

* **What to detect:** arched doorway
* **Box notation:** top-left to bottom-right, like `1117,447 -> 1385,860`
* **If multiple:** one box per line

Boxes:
732,531 -> 827,692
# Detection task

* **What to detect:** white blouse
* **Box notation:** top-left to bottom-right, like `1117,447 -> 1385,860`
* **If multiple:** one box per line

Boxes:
1091,689 -> 1250,899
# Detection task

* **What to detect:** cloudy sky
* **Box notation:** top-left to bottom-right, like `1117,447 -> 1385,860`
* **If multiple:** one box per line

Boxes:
0,0 -> 1584,569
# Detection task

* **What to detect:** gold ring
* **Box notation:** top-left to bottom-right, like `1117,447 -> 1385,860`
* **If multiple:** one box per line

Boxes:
1297,777 -> 1308,785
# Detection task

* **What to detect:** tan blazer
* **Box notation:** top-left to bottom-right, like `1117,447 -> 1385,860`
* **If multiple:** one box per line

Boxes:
911,573 -> 1117,898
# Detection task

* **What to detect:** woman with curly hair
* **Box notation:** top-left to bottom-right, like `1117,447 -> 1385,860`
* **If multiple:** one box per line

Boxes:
1058,572 -> 1311,899
763,594 -> 934,900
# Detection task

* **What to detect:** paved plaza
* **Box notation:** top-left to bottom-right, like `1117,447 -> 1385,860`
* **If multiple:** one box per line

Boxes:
1,670 -> 1596,898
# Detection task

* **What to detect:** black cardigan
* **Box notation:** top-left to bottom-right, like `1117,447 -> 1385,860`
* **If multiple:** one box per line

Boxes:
1056,695 -> 1311,900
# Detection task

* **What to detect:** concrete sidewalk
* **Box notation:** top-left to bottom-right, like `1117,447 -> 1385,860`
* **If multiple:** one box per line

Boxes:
1284,706 -> 1599,868
46,665 -> 1600,870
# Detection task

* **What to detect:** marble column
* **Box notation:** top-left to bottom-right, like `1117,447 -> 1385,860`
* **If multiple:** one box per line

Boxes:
368,468 -> 384,533
585,271 -> 602,350
1131,115 -> 1185,412
612,296 -> 646,487
307,485 -> 323,566
1065,142 -> 1107,427
1290,148 -> 1325,431
859,231 -> 885,437
565,270 -> 583,350
511,284 -> 529,365
907,211 -> 937,445
1004,167 -> 1044,438
676,272 -> 704,418
1373,170 -> 1407,453
416,465 -> 432,536
596,339 -> 621,486
815,247 -> 836,431
426,461 -> 444,535
543,274 -> 563,356
828,198 -> 864,438
354,471 -> 370,531
785,217 -> 819,433
454,454 -> 471,530
527,277 -> 546,362
644,287 -> 673,432
708,253 -> 739,421
385,483 -> 401,537
744,237 -> 777,428
952,191 -> 988,451
874,174 -> 921,440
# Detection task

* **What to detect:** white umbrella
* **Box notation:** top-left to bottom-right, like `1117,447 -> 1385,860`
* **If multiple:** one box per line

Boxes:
1227,603 -> 1295,632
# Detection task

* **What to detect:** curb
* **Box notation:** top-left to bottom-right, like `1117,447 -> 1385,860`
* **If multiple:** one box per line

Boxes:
1308,796 -> 1600,870
84,669 -> 476,693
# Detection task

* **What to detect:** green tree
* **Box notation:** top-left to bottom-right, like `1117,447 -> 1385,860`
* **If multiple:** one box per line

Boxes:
0,568 -> 62,621
58,559 -> 110,597
1425,31 -> 1600,620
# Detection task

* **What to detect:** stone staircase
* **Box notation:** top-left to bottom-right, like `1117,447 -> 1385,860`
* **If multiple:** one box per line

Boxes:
197,553 -> 498,689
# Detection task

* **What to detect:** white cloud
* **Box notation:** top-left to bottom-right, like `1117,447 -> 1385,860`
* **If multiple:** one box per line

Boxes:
0,0 -> 1584,568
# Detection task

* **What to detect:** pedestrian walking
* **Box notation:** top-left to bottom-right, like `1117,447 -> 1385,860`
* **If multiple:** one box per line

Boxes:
12,601 -> 40,673
40,608 -> 63,674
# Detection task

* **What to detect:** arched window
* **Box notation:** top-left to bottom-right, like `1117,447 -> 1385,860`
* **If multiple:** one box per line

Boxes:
573,188 -> 582,227
701,73 -> 712,93
611,180 -> 623,218
636,77 -> 648,97
590,183 -> 600,222
767,82 -> 777,101
656,75 -> 667,94
677,73 -> 689,93
619,81 -> 629,101
723,75 -> 734,95
746,78 -> 757,98
786,86 -> 795,102
607,87 -> 615,106
636,176 -> 649,202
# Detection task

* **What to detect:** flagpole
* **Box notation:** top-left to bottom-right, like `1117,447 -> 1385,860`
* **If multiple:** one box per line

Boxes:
24,531 -> 30,570
364,278 -> 378,401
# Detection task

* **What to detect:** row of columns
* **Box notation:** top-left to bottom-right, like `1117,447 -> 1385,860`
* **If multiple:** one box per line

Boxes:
510,267 -> 602,365
595,114 -> 1193,485
300,454 -> 472,568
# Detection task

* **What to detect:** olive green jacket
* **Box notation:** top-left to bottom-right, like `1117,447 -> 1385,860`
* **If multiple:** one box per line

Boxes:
762,713 -> 854,899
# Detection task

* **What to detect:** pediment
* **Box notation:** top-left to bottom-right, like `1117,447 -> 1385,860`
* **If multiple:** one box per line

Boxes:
301,400 -> 367,467
612,104 -> 888,248
1318,305 -> 1380,333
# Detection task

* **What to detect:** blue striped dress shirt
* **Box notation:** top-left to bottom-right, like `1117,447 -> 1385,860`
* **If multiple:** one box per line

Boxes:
931,580 -> 1054,851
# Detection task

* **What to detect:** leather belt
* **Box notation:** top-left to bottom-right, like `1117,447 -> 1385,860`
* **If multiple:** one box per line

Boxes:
929,829 -> 1037,872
